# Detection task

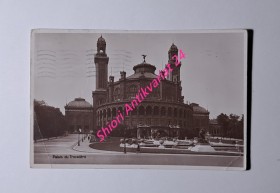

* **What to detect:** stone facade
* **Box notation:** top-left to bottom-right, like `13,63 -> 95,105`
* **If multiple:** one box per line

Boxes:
91,36 -> 210,138
65,98 -> 93,133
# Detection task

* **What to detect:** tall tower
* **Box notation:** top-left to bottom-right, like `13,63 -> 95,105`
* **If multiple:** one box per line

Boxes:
167,43 -> 184,102
92,36 -> 109,131
168,43 -> 181,83
94,35 -> 109,90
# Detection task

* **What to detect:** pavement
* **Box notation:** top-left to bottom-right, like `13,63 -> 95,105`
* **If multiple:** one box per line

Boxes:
72,136 -> 124,154
33,134 -> 244,168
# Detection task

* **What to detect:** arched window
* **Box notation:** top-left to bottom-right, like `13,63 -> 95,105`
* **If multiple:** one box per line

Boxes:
112,108 -> 117,117
146,106 -> 152,115
100,111 -> 102,119
161,107 -> 166,116
154,106 -> 159,115
129,85 -> 137,92
107,109 -> 111,118
131,106 -> 137,115
139,106 -> 145,115
114,87 -> 120,101
168,107 -> 172,116
174,108 -> 178,117
114,87 -> 120,94
127,85 -> 137,99
117,106 -> 123,114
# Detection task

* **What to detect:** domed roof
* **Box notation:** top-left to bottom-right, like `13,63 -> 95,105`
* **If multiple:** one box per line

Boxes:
132,61 -> 156,73
191,103 -> 208,114
169,43 -> 178,53
127,71 -> 157,79
66,98 -> 92,109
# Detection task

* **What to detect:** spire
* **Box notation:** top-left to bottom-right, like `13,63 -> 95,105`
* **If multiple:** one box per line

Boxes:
142,54 -> 147,62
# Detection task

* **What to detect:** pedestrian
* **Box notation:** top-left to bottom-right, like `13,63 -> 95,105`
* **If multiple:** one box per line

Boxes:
137,143 -> 140,153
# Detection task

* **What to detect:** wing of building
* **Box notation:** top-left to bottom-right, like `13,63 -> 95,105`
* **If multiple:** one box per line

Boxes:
65,97 -> 93,133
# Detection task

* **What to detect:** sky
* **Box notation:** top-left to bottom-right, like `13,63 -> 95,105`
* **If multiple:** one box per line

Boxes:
32,30 -> 246,118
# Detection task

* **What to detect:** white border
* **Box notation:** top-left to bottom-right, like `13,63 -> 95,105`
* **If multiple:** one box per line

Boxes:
30,29 -> 248,170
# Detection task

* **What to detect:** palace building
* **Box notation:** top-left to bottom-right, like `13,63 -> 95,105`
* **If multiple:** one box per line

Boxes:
90,36 -> 209,139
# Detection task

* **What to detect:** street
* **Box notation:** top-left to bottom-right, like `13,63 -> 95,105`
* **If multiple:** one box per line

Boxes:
33,134 -> 244,167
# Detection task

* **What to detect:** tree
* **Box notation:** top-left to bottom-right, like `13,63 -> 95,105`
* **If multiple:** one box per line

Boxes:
228,114 -> 240,138
216,113 -> 244,139
34,100 -> 67,140
217,113 -> 229,138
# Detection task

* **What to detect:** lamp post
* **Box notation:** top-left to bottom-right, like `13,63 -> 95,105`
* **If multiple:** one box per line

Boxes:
123,126 -> 126,154
78,128 -> 81,146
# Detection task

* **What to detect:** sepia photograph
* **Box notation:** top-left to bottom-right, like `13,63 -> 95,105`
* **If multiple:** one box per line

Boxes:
31,29 -> 248,169
3,0 -> 280,192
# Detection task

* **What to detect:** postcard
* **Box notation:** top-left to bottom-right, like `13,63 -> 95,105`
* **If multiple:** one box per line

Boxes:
31,29 -> 248,169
